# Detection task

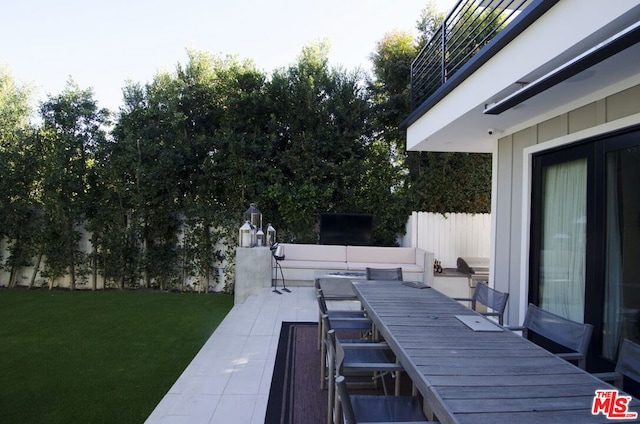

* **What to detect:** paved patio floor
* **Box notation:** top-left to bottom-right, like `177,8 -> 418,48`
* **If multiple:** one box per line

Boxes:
144,286 -> 318,424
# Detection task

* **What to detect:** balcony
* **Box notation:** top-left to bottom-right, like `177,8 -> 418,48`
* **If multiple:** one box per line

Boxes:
409,0 -> 539,113
404,0 -> 640,153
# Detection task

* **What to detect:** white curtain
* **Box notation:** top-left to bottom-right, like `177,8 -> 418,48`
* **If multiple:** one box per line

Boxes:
539,159 -> 587,322
604,154 -> 622,359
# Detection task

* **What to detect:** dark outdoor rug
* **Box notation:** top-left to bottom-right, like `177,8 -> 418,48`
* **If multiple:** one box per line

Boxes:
265,322 -> 327,424
264,322 -> 404,424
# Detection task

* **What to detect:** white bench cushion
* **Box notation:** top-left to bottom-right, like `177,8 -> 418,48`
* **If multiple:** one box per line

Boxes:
280,243 -> 347,262
279,260 -> 348,270
347,262 -> 423,273
347,246 -> 416,264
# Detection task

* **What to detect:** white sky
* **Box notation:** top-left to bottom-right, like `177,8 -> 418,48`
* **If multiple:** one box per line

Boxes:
1,0 -> 455,112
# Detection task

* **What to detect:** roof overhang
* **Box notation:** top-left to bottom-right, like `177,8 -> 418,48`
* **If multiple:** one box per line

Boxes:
404,0 -> 640,153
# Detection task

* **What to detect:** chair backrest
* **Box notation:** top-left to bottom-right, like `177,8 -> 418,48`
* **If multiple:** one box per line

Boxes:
322,313 -> 335,334
365,267 -> 403,281
325,327 -> 337,365
335,375 -> 357,424
616,338 -> 640,383
331,330 -> 346,374
523,303 -> 593,359
317,291 -> 329,315
473,284 -> 509,324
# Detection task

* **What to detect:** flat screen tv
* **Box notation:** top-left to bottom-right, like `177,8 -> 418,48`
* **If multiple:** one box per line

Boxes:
319,213 -> 373,246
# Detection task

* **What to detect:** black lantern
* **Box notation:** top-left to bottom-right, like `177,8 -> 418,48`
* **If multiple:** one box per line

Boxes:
244,203 -> 262,230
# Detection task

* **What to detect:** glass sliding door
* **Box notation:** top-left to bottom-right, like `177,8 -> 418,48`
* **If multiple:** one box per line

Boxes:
538,158 -> 588,322
603,145 -> 640,359
530,127 -> 640,371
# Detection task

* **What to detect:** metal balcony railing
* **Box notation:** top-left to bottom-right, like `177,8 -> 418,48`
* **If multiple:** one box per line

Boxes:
410,0 -> 533,111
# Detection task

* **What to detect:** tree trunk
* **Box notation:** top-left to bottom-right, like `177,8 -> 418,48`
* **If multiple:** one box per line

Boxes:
203,223 -> 212,294
8,265 -> 18,288
69,259 -> 76,291
29,253 -> 43,289
91,249 -> 97,291
68,218 -> 76,291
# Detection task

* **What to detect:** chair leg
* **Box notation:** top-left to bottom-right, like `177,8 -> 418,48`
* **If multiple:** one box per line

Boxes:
318,311 -> 322,350
334,384 -> 343,424
327,358 -> 335,424
320,338 -> 327,389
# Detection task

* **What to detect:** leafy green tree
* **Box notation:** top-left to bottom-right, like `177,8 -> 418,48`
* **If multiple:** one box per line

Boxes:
38,80 -> 109,290
416,0 -> 446,47
369,2 -> 492,215
177,51 -> 269,291
111,74 -> 185,289
0,67 -> 39,287
262,42 -> 373,243
110,51 -> 270,291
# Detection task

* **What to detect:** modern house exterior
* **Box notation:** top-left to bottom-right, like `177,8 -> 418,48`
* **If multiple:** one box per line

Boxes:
402,0 -> 640,371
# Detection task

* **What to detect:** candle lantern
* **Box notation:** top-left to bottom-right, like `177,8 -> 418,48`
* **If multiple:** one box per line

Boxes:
251,226 -> 257,246
266,223 -> 276,246
239,220 -> 252,247
244,203 -> 262,230
256,227 -> 264,247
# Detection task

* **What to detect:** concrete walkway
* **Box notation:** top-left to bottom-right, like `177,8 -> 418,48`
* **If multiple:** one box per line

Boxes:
145,286 -> 318,424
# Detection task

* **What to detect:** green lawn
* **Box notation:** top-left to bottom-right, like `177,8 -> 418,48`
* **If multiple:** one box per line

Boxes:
0,289 -> 233,424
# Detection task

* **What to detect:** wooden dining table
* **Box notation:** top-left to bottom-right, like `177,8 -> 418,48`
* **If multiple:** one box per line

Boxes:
352,280 -> 640,424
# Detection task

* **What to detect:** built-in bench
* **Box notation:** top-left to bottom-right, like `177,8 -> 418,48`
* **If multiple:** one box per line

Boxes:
277,243 -> 433,285
234,244 -> 435,304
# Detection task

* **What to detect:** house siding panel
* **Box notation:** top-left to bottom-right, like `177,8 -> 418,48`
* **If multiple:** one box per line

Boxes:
494,135 -> 514,322
606,84 -> 640,121
495,127 -> 537,325
569,103 -> 599,133
538,114 -> 568,143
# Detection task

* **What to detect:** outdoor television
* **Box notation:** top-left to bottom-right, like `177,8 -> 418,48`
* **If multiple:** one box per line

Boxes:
319,213 -> 373,246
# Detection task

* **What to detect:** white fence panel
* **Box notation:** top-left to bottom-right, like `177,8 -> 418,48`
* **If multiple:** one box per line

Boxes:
402,212 -> 491,268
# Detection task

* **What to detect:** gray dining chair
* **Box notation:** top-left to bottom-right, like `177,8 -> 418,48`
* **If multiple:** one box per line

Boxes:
592,338 -> 640,388
454,283 -> 509,325
317,295 -> 372,390
328,329 -> 407,424
366,267 -> 403,281
316,287 -> 368,348
335,375 -> 433,424
320,313 -> 379,391
508,303 -> 593,369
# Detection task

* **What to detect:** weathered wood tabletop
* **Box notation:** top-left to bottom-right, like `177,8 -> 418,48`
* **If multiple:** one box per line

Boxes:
315,271 -> 366,300
352,280 -> 640,424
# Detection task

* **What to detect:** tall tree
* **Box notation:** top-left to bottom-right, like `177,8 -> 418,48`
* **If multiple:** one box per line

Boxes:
369,2 -> 492,214
38,80 -> 109,290
263,42 -> 373,243
111,51 -> 270,291
0,66 -> 39,287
